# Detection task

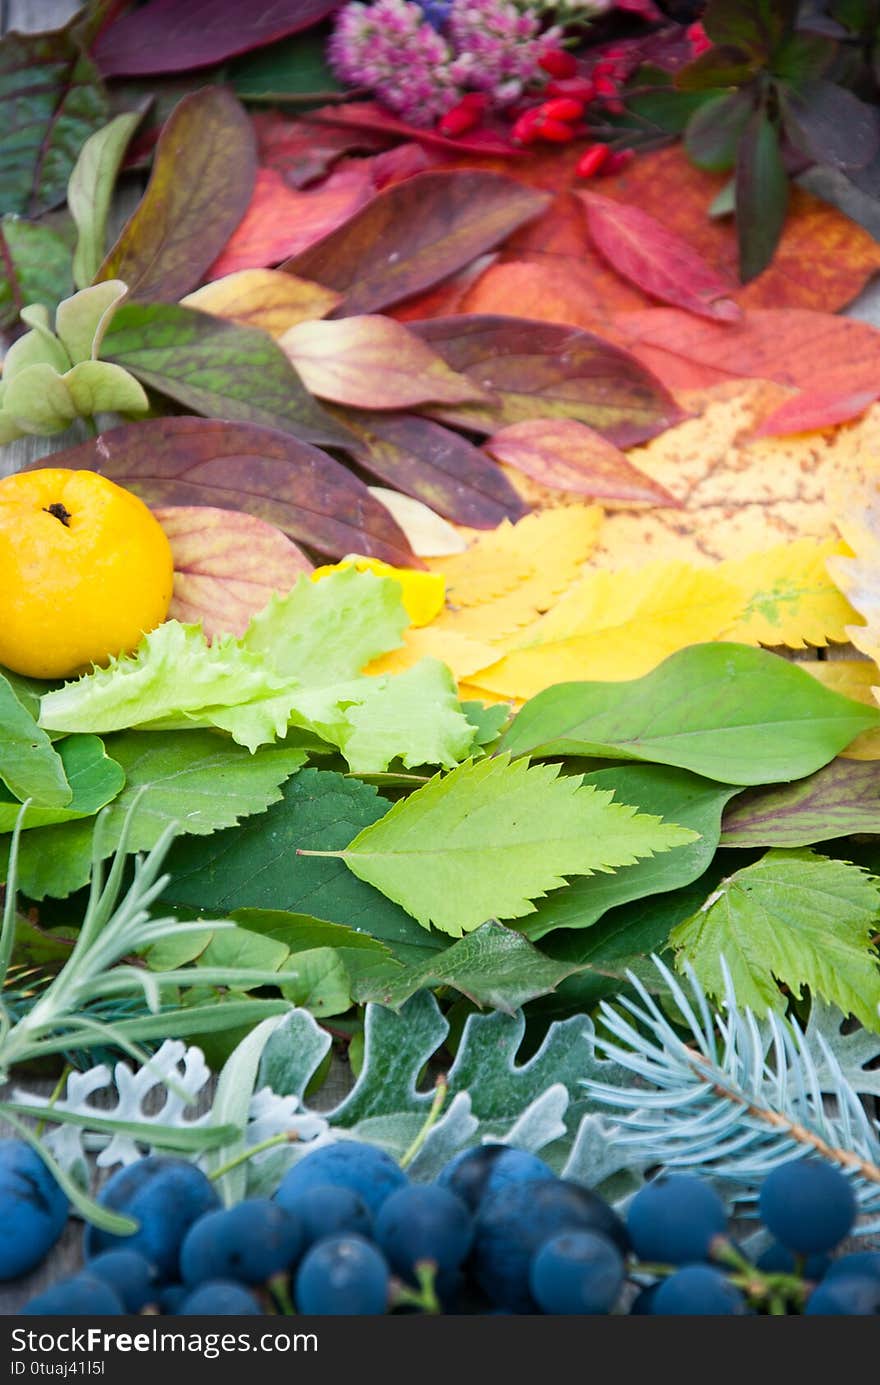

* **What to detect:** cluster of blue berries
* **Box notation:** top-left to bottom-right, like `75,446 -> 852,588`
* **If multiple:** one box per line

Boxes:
4,1136 -> 878,1315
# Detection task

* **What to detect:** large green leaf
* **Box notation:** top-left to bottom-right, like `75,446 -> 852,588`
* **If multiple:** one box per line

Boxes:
0,674 -> 71,809
0,20 -> 108,217
324,755 -> 697,937
162,769 -> 446,964
721,758 -> 880,847
670,848 -> 880,1027
0,731 -> 305,899
501,644 -> 878,785
522,765 -> 737,940
0,735 -> 122,832
103,301 -> 353,449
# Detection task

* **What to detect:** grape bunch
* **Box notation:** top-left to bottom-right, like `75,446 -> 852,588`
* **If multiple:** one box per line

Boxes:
6,1138 -> 878,1315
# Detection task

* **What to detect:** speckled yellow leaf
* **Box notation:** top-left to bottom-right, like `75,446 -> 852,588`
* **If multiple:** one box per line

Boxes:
804,660 -> 880,760
467,560 -> 744,700
181,269 -> 341,337
717,538 -> 858,649
589,380 -> 872,570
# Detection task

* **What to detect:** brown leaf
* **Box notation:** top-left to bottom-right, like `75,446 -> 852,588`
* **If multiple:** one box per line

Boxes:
578,191 -> 740,322
308,100 -> 522,157
333,408 -> 528,528
484,418 -> 679,505
284,171 -> 549,316
97,87 -> 256,301
47,416 -> 418,566
155,505 -> 313,638
410,314 -> 683,446
207,164 -> 374,279
279,316 -> 489,410
181,269 -> 341,338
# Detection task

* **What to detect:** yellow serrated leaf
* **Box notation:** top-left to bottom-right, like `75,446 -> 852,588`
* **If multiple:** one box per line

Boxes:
428,505 -> 603,609
467,560 -> 745,700
803,660 -> 880,760
716,538 -> 859,648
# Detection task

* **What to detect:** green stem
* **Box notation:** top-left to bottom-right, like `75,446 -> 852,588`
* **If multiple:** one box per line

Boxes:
268,1272 -> 295,1317
36,1065 -> 71,1138
392,1263 -> 441,1315
400,1075 -> 448,1171
208,1133 -> 292,1183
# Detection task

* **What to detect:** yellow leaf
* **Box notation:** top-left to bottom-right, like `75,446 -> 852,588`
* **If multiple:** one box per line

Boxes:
368,626 -> 498,681
312,555 -> 445,627
181,269 -> 340,337
589,380 -> 872,569
717,538 -> 858,648
827,483 -> 880,669
467,560 -> 745,700
803,660 -> 880,760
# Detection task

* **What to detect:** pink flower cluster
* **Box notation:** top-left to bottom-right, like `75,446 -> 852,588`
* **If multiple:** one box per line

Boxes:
328,0 -> 562,125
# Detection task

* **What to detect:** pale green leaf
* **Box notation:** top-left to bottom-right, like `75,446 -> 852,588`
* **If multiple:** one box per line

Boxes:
68,114 -> 141,290
670,849 -> 880,1027
328,755 -> 699,936
279,946 -> 352,1017
55,280 -> 129,363
64,360 -> 149,416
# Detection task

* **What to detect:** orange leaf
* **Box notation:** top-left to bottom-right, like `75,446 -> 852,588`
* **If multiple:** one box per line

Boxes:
578,191 -> 740,322
181,268 -> 341,338
207,164 -> 374,278
279,316 -> 488,409
484,418 -> 679,505
155,504 -> 312,640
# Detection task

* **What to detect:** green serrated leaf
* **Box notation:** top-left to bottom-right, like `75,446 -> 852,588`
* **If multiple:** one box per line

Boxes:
1,732 -> 305,899
325,755 -> 697,937
163,769 -> 445,963
0,734 -> 123,832
522,766 -> 737,940
670,848 -> 880,1026
501,644 -> 878,785
0,674 -> 71,809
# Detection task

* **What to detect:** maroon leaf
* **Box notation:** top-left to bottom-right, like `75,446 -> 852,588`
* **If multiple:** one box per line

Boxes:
253,110 -> 391,189
333,408 -> 529,528
578,192 -> 742,323
284,170 -> 549,316
308,101 -> 523,156
47,417 -> 418,566
93,0 -> 344,77
409,315 -> 684,446
98,87 -> 256,301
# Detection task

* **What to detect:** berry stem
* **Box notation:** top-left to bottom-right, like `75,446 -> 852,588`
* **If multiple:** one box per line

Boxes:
400,1074 -> 449,1170
207,1132 -> 295,1182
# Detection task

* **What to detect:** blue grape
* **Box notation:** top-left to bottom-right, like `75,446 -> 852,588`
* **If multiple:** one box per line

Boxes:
275,1141 -> 407,1217
23,1276 -> 124,1315
626,1174 -> 727,1266
652,1266 -> 746,1316
178,1281 -> 263,1315
825,1251 -> 880,1283
473,1179 -> 628,1312
295,1235 -> 389,1315
180,1198 -> 303,1286
756,1242 -> 830,1280
806,1276 -> 880,1315
436,1146 -> 555,1211
87,1249 -> 157,1311
0,1139 -> 68,1280
375,1184 -> 473,1280
529,1231 -> 624,1315
276,1184 -> 371,1249
85,1156 -> 219,1280
759,1159 -> 856,1254
158,1284 -> 188,1314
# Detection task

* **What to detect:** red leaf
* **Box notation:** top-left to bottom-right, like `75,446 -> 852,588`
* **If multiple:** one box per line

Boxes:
207,164 -> 374,278
754,387 -> 880,437
579,191 -> 741,323
484,418 -> 680,505
48,417 -> 419,566
93,0 -> 342,77
253,110 -> 391,189
285,170 -> 550,316
308,100 -> 523,157
155,505 -> 313,639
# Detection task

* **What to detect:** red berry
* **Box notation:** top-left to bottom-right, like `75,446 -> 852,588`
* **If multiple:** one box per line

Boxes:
687,22 -> 713,58
575,144 -> 610,179
511,109 -> 542,145
538,49 -> 577,79
539,97 -> 585,123
460,92 -> 489,111
546,77 -> 595,102
600,149 -> 634,176
535,116 -> 576,143
593,74 -> 619,99
437,100 -> 482,137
